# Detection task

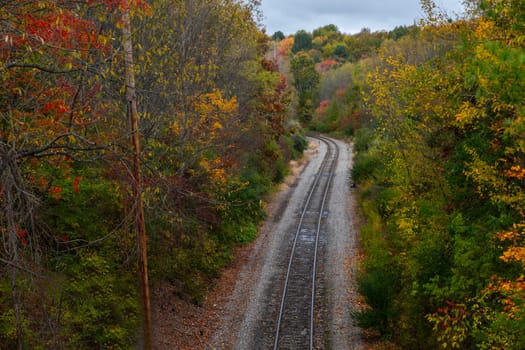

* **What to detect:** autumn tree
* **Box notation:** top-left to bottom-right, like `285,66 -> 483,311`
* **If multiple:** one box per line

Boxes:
350,0 -> 525,348
128,0 -> 299,309
1,0 -> 304,348
313,24 -> 341,40
290,53 -> 319,123
0,1 -> 116,347
0,1 -> 152,348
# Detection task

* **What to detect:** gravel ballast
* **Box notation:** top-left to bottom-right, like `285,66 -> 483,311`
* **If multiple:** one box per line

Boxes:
206,137 -> 363,349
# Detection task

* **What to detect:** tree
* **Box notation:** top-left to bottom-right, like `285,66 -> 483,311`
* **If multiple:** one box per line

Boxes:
290,53 -> 319,123
0,0 -> 299,347
272,30 -> 285,41
0,1 -> 118,347
291,29 -> 313,53
332,44 -> 349,59
0,1 -> 153,348
313,24 -> 341,41
352,0 -> 525,347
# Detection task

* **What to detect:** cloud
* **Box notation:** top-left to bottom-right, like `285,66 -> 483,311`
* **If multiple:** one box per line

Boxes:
260,0 -> 464,35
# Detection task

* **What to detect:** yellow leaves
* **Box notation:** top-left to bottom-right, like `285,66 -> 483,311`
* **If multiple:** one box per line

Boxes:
190,89 -> 238,141
455,101 -> 486,127
464,147 -> 525,215
169,119 -> 182,134
193,89 -> 238,116
199,158 -> 227,186
474,18 -> 497,41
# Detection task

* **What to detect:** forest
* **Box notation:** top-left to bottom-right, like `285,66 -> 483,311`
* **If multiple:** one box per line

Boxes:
290,0 -> 524,348
1,0 -> 524,349
1,0 -> 306,348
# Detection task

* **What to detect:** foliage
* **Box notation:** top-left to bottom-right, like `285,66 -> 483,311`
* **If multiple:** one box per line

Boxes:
62,252 -> 138,349
290,53 -> 319,123
291,29 -> 313,53
349,0 -> 525,348
272,31 -> 285,41
0,0 -> 299,347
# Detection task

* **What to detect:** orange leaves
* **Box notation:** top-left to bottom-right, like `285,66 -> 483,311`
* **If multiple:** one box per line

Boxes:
497,224 -> 525,242
277,36 -> 294,57
194,90 -> 239,116
315,59 -> 337,73
497,223 -> 525,266
495,277 -> 525,295
501,247 -> 525,266
492,223 -> 525,322
505,165 -> 525,181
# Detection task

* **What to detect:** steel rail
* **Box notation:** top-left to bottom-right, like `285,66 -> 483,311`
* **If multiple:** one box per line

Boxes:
309,136 -> 338,349
273,136 -> 339,350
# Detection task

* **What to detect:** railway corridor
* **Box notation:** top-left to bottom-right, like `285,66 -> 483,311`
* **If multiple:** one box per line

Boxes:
211,136 -> 362,350
272,136 -> 338,350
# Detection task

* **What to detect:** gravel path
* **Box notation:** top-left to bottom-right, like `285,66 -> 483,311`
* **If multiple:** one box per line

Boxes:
206,137 -> 363,349
324,138 -> 363,349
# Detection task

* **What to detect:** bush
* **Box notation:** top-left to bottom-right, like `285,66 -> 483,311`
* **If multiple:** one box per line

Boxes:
353,126 -> 375,153
356,266 -> 399,335
63,252 -> 138,349
291,133 -> 308,156
351,151 -> 382,184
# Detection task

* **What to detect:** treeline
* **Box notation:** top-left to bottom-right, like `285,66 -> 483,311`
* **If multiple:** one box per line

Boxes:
270,20 -> 416,132
286,0 -> 524,348
0,0 -> 306,348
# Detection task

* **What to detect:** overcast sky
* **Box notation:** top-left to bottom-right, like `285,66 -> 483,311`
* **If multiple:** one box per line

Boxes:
259,0 -> 465,35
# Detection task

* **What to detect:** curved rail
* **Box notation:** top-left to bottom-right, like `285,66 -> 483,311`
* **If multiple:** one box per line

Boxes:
273,136 -> 339,350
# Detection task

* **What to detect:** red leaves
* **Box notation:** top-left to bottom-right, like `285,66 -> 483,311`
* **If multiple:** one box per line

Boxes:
18,229 -> 28,245
88,0 -> 151,13
49,185 -> 63,200
72,176 -> 82,194
42,100 -> 70,119
316,99 -> 330,115
315,58 -> 338,72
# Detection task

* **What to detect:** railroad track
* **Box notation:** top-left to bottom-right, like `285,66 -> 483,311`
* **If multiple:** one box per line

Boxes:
273,136 -> 339,350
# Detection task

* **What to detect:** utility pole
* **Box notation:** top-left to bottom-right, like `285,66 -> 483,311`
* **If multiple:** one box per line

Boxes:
121,7 -> 152,350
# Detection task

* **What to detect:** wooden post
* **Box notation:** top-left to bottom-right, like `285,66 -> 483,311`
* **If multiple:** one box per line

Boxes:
121,8 -> 153,350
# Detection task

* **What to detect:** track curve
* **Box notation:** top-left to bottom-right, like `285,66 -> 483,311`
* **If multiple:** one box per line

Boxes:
273,136 -> 339,350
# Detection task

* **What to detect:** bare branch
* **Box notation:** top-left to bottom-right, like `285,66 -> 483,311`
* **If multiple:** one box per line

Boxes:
5,62 -> 81,74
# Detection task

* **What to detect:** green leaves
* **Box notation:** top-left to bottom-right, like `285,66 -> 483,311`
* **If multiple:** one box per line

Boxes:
64,252 -> 138,349
352,1 -> 525,348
